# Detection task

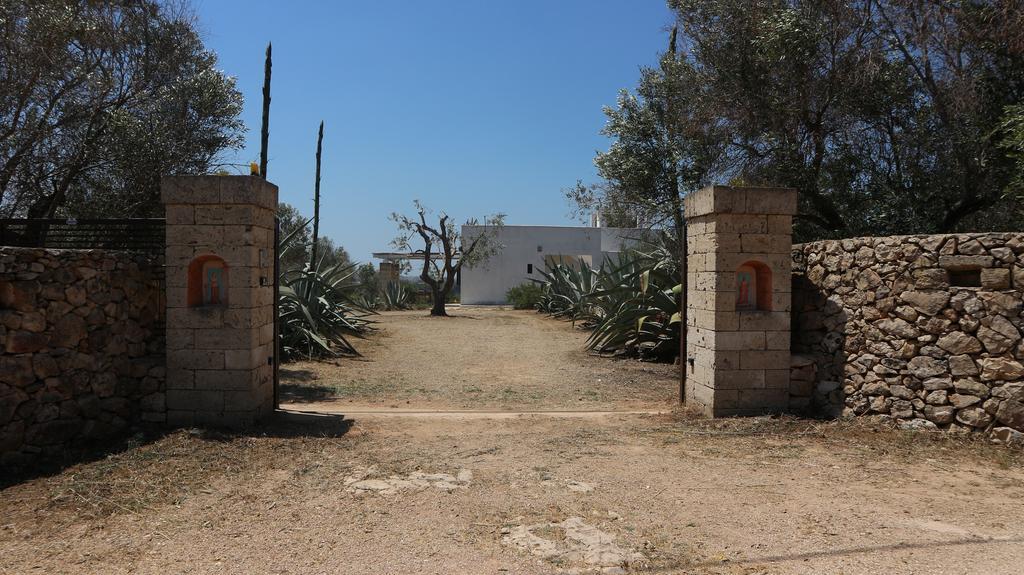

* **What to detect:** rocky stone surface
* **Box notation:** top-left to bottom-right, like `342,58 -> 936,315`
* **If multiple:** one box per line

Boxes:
501,516 -> 644,573
792,233 -> 1024,436
0,248 -> 164,467
344,467 -> 473,495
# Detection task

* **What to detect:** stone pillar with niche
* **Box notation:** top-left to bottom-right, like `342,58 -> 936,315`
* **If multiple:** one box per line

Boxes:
684,185 -> 798,416
162,176 -> 278,428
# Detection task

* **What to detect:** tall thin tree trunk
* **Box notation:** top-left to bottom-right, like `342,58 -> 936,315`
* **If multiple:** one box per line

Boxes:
310,121 -> 323,270
259,42 -> 272,179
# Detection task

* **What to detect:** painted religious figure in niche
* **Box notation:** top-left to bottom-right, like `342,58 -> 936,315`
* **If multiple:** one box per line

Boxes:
202,260 -> 228,306
187,255 -> 229,308
736,265 -> 757,311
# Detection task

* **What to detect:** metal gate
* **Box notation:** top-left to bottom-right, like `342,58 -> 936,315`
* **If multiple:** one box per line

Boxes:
272,216 -> 281,409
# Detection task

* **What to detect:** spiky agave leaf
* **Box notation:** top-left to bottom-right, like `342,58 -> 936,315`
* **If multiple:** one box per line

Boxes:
278,256 -> 376,360
533,236 -> 682,362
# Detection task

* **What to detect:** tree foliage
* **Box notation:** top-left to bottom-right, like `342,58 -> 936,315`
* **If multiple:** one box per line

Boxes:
574,0 -> 1024,240
277,202 -> 350,272
0,0 -> 244,218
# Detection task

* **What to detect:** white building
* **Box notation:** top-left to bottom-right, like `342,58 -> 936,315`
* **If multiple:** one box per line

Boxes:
460,224 -> 647,305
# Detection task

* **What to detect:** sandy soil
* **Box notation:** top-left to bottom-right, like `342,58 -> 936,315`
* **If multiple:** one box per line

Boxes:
2,308 -> 1023,575
279,308 -> 679,411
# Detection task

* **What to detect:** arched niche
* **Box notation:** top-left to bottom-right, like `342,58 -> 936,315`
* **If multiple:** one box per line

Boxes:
187,254 -> 229,308
735,260 -> 772,311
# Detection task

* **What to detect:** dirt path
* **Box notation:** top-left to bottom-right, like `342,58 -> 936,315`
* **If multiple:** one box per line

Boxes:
280,308 -> 679,412
2,309 -> 1023,574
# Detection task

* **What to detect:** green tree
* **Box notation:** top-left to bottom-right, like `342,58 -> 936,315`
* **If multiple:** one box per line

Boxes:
0,0 -> 244,219
998,104 -> 1024,223
672,0 -> 1024,238
574,0 -> 1024,241
567,27 -> 723,243
277,202 -> 349,272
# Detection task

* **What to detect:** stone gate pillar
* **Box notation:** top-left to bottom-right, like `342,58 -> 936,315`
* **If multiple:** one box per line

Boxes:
684,185 -> 797,416
161,176 -> 278,427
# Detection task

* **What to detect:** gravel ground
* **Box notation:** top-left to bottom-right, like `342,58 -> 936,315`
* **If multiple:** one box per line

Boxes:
2,308 -> 1022,574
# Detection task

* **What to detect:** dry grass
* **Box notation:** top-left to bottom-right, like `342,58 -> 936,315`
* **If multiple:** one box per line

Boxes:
655,410 -> 1024,468
32,421 -> 357,521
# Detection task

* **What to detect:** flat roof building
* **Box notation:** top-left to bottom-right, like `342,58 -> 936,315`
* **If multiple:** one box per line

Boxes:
460,224 -> 646,305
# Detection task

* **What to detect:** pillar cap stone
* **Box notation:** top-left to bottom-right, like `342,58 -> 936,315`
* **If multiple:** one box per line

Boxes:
161,175 -> 278,210
685,185 -> 797,218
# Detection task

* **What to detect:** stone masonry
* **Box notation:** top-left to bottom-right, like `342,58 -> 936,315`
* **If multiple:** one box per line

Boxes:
792,233 -> 1024,436
684,185 -> 798,416
0,248 -> 164,467
162,175 -> 277,428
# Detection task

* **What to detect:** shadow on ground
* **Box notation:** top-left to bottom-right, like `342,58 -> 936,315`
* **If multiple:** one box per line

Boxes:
279,382 -> 338,403
0,410 -> 352,489
280,367 -> 316,381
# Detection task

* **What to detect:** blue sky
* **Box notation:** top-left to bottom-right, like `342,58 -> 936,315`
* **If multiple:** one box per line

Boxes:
193,0 -> 673,263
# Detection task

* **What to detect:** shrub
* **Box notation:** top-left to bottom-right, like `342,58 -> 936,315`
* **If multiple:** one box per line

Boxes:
277,221 -> 374,360
506,283 -> 544,309
533,233 -> 681,362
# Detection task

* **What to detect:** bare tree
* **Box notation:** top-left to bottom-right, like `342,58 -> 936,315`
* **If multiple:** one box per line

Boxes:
391,201 -> 504,317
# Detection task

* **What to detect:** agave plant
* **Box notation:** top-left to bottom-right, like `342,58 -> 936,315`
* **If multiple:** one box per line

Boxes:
533,259 -> 597,321
277,218 -> 375,360
381,280 -> 412,311
533,232 -> 681,361
585,250 -> 680,361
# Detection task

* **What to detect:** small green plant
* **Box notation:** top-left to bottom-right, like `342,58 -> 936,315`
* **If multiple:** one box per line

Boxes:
506,283 -> 544,309
381,280 -> 412,310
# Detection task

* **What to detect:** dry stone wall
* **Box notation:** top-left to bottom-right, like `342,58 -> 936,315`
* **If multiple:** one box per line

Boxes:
791,233 -> 1024,436
0,247 -> 165,467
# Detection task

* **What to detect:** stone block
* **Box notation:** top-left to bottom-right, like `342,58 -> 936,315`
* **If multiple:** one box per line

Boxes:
166,224 -> 223,248
219,176 -> 278,209
767,215 -> 793,235
166,389 -> 223,412
736,388 -> 789,410
168,349 -> 224,370
223,391 -> 259,411
166,329 -> 194,351
165,205 -> 194,225
765,331 -> 790,350
219,225 -> 260,247
708,215 -> 768,235
165,245 -> 195,268
193,327 -> 258,350
161,175 -> 223,204
715,331 -> 766,351
5,331 -> 48,354
739,350 -> 790,370
764,369 -> 790,389
196,205 -> 261,226
225,349 -> 262,370
738,311 -> 790,331
714,369 -> 766,389
194,369 -> 254,391
938,255 -> 994,270
980,268 -> 1011,289
164,368 -> 194,390
166,307 -> 225,330
227,285 -> 273,309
